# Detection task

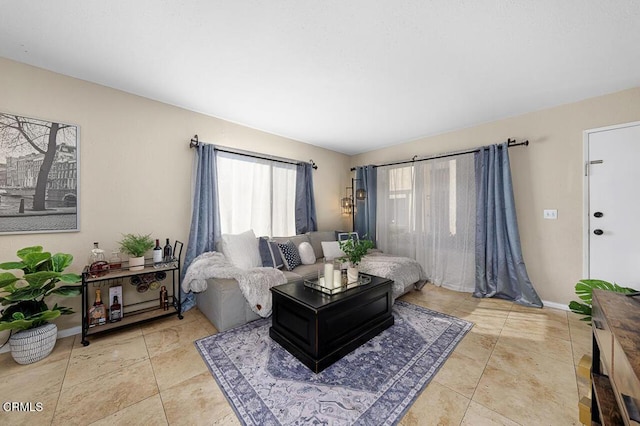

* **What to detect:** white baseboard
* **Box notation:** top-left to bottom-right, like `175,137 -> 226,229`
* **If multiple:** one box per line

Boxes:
542,300 -> 569,311
0,325 -> 82,354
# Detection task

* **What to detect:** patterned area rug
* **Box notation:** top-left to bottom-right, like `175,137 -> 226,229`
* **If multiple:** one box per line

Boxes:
195,301 -> 473,426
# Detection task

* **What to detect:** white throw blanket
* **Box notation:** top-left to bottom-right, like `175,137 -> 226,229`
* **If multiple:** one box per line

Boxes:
358,252 -> 427,299
182,251 -> 287,317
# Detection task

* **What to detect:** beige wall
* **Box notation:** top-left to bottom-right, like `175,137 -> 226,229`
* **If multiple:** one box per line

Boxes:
351,87 -> 640,307
0,58 -> 351,334
2,55 -> 639,336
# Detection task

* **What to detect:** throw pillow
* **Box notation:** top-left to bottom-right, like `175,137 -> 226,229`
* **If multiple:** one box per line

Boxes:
298,242 -> 316,265
221,229 -> 262,270
321,241 -> 345,261
258,237 -> 284,269
277,240 -> 302,271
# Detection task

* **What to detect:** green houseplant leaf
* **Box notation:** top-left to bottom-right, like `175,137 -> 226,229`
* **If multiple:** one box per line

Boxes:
51,253 -> 74,273
21,251 -> 51,273
49,286 -> 82,297
569,278 -> 635,324
16,246 -> 43,260
338,237 -> 374,266
0,261 -> 26,271
118,233 -> 155,258
23,271 -> 61,288
0,246 -> 81,331
59,273 -> 82,283
0,272 -> 19,288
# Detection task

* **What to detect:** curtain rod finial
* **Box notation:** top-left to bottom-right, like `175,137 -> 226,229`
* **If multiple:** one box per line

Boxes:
190,134 -> 199,148
309,159 -> 318,170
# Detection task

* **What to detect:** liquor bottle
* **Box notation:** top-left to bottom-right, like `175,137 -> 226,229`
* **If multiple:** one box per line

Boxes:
109,295 -> 122,322
89,242 -> 109,278
163,238 -> 173,262
89,289 -> 107,327
160,286 -> 169,311
108,251 -> 122,269
153,239 -> 163,264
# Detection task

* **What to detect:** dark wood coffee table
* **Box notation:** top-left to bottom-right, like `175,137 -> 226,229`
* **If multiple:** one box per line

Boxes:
269,274 -> 394,373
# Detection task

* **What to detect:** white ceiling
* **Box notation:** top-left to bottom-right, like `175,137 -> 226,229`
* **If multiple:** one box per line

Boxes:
1,1 -> 639,155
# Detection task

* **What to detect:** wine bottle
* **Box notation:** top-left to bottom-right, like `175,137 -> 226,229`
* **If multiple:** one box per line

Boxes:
109,295 -> 122,322
89,242 -> 108,278
163,238 -> 173,262
89,289 -> 107,327
153,239 -> 163,264
160,286 -> 169,311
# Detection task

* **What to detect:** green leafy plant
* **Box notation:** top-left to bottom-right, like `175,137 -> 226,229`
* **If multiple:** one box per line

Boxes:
0,246 -> 82,331
338,237 -> 374,266
568,279 -> 635,323
118,233 -> 154,258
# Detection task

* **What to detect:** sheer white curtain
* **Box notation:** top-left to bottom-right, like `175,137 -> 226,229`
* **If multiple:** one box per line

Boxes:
217,151 -> 296,237
377,154 -> 476,292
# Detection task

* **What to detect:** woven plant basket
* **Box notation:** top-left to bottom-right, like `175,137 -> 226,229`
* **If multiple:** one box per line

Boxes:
9,323 -> 57,365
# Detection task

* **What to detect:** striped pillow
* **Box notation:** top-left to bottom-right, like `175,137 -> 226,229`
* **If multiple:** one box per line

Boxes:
258,237 -> 284,269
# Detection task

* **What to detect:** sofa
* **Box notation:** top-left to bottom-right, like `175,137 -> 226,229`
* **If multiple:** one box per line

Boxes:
196,230 -> 422,332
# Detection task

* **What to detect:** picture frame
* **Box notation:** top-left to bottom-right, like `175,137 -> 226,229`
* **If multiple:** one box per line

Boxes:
0,112 -> 80,234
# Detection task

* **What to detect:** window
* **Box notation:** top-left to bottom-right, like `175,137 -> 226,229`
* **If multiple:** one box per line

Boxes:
377,154 -> 475,292
216,151 -> 296,237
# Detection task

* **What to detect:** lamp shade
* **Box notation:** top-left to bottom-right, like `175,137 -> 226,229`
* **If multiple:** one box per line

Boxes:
356,188 -> 366,200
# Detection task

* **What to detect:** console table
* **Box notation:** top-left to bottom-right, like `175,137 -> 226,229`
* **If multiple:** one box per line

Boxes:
591,289 -> 640,425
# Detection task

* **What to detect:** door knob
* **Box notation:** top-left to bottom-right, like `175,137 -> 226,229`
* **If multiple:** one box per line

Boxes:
594,212 -> 603,218
593,229 -> 604,235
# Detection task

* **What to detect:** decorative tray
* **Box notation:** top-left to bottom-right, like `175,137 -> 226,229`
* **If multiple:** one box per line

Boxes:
304,274 -> 372,295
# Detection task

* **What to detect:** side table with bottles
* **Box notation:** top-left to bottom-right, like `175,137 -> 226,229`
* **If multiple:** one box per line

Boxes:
80,240 -> 184,346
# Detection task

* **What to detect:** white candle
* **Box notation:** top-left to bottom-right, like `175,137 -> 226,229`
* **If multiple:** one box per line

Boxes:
324,263 -> 334,288
334,270 -> 341,287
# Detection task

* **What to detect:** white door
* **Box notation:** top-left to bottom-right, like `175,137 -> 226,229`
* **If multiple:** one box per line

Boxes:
586,121 -> 640,290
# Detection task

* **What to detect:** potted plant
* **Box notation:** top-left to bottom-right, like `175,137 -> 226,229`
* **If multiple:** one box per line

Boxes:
568,279 -> 635,324
0,246 -> 82,364
339,237 -> 374,283
118,233 -> 154,271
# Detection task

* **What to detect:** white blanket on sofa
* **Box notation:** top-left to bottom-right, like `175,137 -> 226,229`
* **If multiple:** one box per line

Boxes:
358,252 -> 427,299
182,251 -> 287,318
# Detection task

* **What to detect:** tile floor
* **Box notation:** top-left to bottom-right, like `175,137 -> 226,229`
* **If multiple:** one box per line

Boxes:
0,284 -> 592,425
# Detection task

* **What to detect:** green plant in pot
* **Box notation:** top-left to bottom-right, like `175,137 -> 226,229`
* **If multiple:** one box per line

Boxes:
339,237 -> 374,283
568,279 -> 635,324
118,233 -> 154,271
0,246 -> 81,364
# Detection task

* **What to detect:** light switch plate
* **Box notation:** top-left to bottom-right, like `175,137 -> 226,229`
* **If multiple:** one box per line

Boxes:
543,209 -> 558,219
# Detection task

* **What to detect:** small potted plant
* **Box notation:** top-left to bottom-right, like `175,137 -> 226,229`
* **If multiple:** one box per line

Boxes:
339,237 -> 374,283
118,233 -> 154,271
0,246 -> 82,364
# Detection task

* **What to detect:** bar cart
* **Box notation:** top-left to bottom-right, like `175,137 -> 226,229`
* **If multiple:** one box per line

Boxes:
80,241 -> 183,346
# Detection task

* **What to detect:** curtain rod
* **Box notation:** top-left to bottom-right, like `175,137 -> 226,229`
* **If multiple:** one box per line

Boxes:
189,134 -> 318,169
350,138 -> 528,171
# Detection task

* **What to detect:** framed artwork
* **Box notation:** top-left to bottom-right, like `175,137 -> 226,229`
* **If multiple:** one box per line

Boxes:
337,232 -> 359,242
0,112 -> 79,234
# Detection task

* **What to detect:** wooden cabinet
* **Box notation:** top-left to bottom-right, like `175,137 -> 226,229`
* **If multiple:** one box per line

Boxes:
591,289 -> 640,425
80,241 -> 183,346
269,274 -> 394,373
